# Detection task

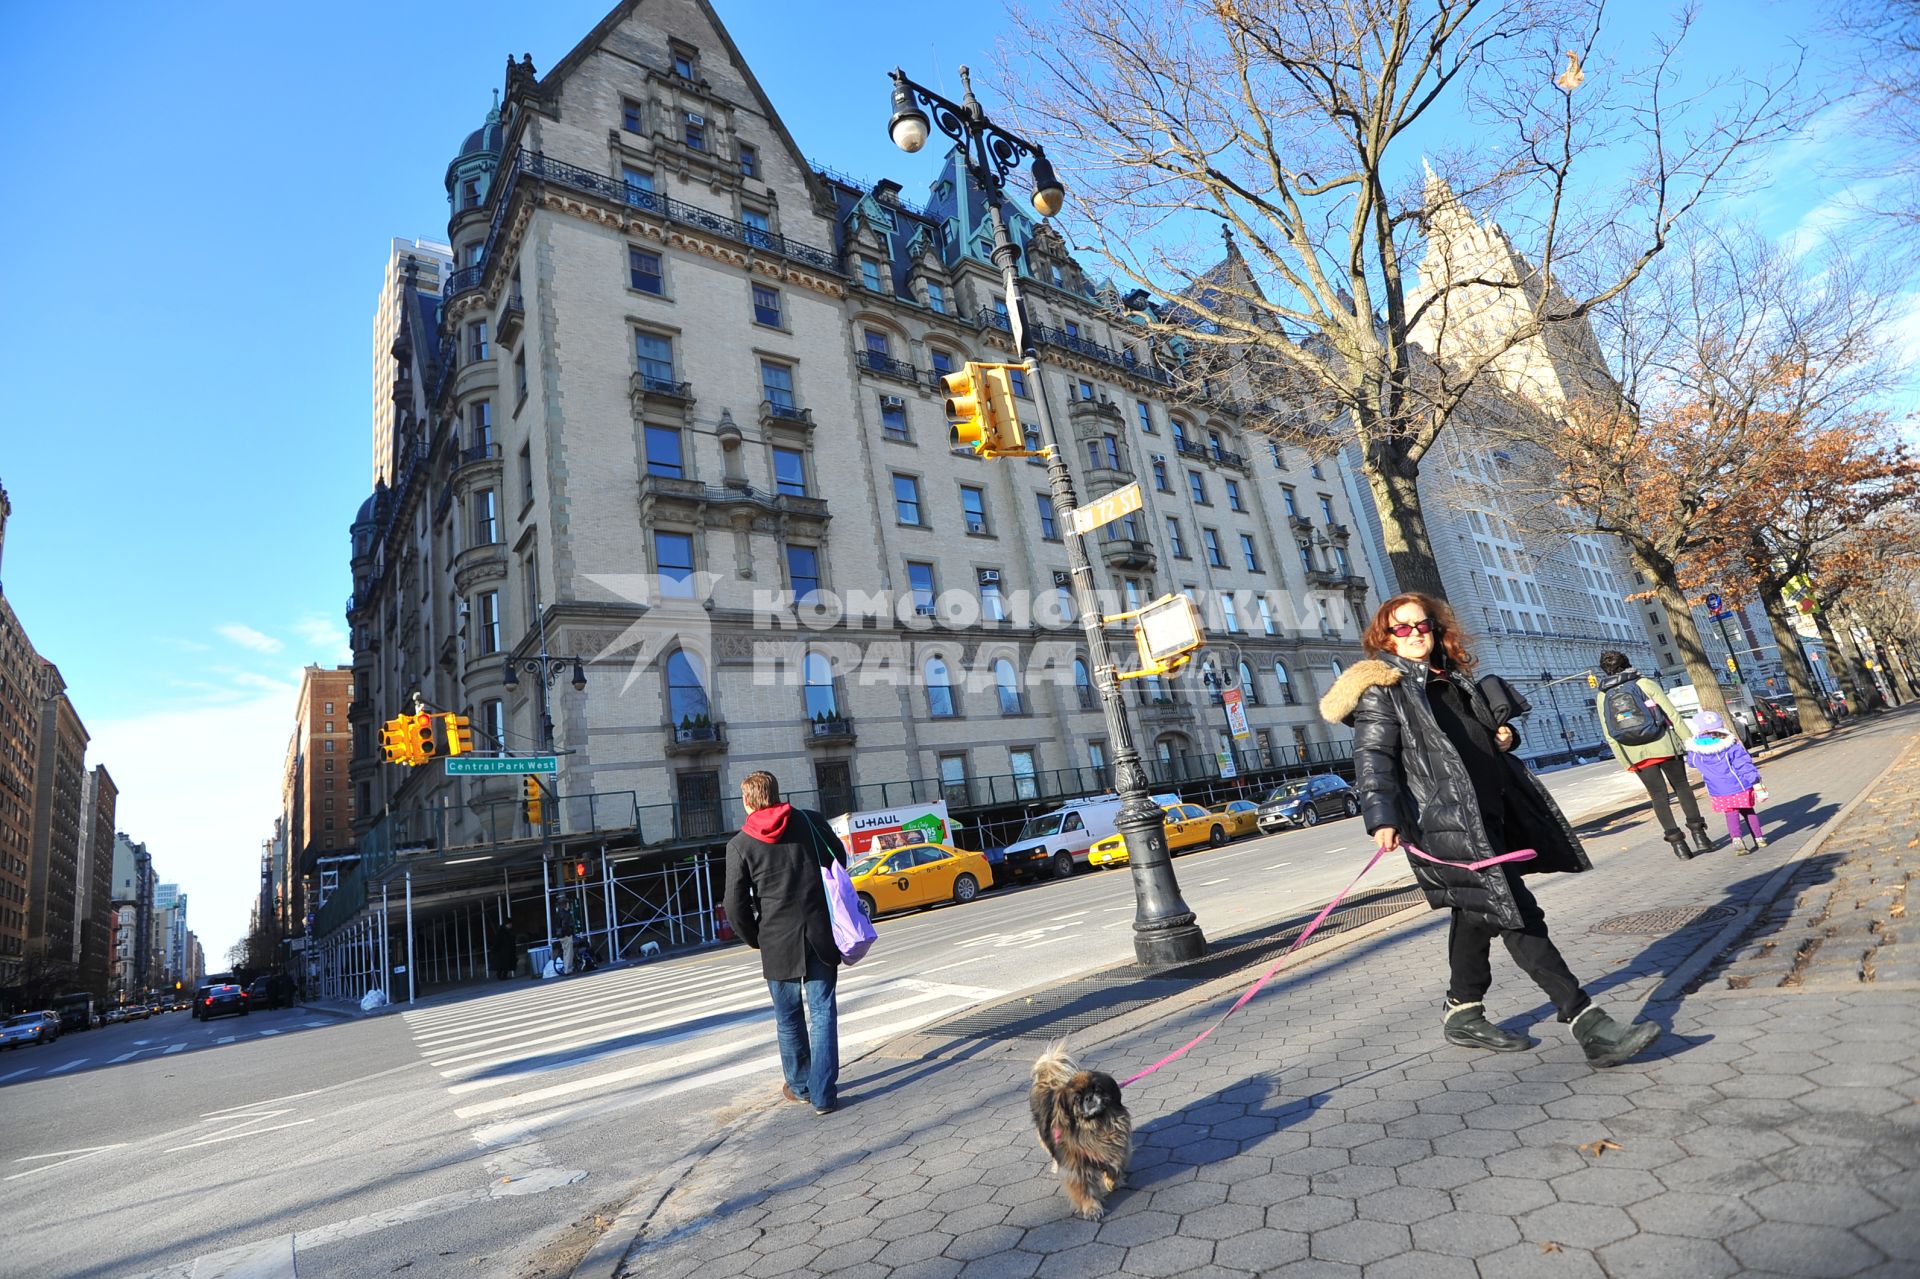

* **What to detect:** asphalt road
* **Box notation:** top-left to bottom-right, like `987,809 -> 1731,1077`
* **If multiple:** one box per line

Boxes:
0,757 -> 1672,1277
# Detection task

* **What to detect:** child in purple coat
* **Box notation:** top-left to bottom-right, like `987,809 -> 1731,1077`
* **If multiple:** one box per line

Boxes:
1686,712 -> 1769,853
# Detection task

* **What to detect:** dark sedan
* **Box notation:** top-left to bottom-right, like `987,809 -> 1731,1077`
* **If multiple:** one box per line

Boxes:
197,984 -> 249,1020
1257,775 -> 1360,832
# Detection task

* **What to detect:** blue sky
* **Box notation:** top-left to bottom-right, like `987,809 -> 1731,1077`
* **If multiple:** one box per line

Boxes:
0,1 -> 1870,960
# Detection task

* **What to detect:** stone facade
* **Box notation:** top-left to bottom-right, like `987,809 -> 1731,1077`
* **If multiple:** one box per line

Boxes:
277,666 -> 355,934
26,671 -> 86,974
372,237 -> 452,490
74,764 -> 117,1000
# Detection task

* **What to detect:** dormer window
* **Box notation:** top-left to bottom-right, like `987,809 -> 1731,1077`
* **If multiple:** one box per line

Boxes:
672,46 -> 698,79
739,143 -> 758,179
461,178 -> 481,210
684,112 -> 706,151
621,99 -> 644,133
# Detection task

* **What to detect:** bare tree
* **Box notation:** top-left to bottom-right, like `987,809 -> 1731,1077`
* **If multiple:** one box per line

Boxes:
999,0 -> 1805,595
1824,0 -> 1920,248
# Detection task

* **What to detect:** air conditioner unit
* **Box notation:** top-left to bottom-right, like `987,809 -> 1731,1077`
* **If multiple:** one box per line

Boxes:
881,395 -> 904,410
979,569 -> 1001,583
687,112 -> 706,126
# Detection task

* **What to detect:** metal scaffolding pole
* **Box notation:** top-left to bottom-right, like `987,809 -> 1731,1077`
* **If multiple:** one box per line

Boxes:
405,868 -> 417,1004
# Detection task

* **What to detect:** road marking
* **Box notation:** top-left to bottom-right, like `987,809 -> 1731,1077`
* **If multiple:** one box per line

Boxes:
258,1029 -> 280,1036
164,1043 -> 185,1054
302,1019 -> 328,1027
6,1143 -> 126,1181
0,1066 -> 33,1082
109,1051 -> 141,1064
47,1057 -> 88,1073
1048,910 -> 1090,921
1200,877 -> 1232,885
217,1037 -> 236,1045
1265,862 -> 1293,870
166,1109 -> 319,1153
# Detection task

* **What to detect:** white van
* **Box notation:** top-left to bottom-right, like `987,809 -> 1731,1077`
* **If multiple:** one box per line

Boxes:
1001,796 -> 1125,882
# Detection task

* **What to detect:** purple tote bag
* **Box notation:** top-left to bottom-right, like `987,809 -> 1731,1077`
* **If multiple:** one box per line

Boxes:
802,812 -> 875,964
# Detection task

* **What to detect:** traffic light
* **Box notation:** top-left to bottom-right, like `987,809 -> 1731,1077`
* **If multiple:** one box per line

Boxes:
574,861 -> 587,881
379,717 -> 414,765
524,775 -> 544,826
942,362 -> 1027,458
1586,674 -> 1599,689
410,713 -> 439,762
444,714 -> 474,756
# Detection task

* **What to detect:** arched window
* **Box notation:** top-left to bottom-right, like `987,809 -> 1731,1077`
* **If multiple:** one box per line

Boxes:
1073,658 -> 1094,709
1329,658 -> 1345,678
926,656 -> 956,718
666,650 -> 710,726
994,658 -> 1024,715
1274,659 -> 1296,705
803,650 -> 838,720
1239,659 -> 1260,706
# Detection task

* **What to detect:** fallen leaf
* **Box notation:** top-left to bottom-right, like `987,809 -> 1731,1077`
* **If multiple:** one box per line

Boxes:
1541,1241 -> 1563,1253
1576,1138 -> 1624,1158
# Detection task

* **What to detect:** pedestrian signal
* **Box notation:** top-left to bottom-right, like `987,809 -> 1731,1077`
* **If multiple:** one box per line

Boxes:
574,861 -> 587,880
942,362 -> 1031,458
524,775 -> 544,826
410,713 -> 439,761
444,714 -> 474,756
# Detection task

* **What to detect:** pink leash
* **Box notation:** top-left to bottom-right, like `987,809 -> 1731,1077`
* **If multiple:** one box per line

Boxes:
1117,842 -> 1537,1088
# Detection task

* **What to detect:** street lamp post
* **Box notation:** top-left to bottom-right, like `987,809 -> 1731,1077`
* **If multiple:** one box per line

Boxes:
1538,672 -> 1575,763
501,603 -> 589,753
888,66 -> 1204,964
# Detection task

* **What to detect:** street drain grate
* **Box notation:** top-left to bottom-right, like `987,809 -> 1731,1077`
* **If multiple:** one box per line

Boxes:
1591,903 -> 1741,935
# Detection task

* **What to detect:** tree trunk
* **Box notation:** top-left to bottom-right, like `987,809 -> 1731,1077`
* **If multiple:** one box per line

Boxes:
1362,447 -> 1445,601
1762,595 -> 1832,733
1639,554 -> 1731,721
1812,610 -> 1870,709
1888,638 -> 1919,703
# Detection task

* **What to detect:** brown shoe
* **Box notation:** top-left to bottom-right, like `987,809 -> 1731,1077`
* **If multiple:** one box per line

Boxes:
781,1084 -> 806,1104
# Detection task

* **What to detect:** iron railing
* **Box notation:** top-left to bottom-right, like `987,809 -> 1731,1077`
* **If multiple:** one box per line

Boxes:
855,351 -> 920,384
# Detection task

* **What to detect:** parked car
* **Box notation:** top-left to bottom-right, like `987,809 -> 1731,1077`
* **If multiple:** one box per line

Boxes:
849,842 -> 994,920
1087,803 -> 1229,868
1257,775 -> 1360,831
1208,800 -> 1261,839
1000,797 -> 1125,882
1757,696 -> 1800,737
1,1011 -> 60,1048
197,984 -> 249,1020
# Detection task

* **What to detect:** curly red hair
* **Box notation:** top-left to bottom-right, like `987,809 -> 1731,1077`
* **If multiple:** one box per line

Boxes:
1362,593 -> 1478,674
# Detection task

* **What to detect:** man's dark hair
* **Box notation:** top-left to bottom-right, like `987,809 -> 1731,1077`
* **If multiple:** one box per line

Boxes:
1597,650 -> 1631,676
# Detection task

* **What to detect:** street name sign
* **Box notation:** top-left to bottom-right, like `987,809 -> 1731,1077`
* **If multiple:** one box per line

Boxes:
445,756 -> 558,775
1069,482 -> 1143,536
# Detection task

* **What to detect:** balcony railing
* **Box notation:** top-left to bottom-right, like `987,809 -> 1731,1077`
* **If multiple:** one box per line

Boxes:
1100,538 -> 1157,571
1327,522 -> 1351,540
1032,323 -> 1175,388
855,351 -> 920,385
457,441 -> 501,470
975,306 -> 1013,333
631,372 -> 694,401
446,263 -> 485,297
497,292 -> 525,345
1174,438 -> 1247,469
761,399 -> 814,426
809,716 -> 856,740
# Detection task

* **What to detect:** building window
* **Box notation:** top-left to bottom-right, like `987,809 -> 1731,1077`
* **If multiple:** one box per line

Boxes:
1257,597 -> 1277,634
926,656 -> 956,717
893,474 -> 924,525
472,489 -> 498,545
654,530 -> 695,595
482,699 -> 504,750
1171,419 -> 1189,450
752,284 -> 781,326
666,650 -> 710,725
460,178 -> 481,211
1188,472 -> 1207,504
929,349 -> 955,378
1136,402 -> 1155,433
786,544 -> 821,603
1274,660 -> 1296,704
1225,479 -> 1243,512
1152,458 -> 1170,492
1240,533 -> 1261,571
1036,493 -> 1058,540
635,332 -> 675,385
926,283 -> 947,313
1087,435 -> 1121,470
994,659 -> 1025,715
1167,517 -> 1187,559
519,443 -> 534,507
644,425 -> 684,478
1320,494 -> 1336,522
961,486 -> 989,535
1311,461 -> 1325,479
760,360 -> 796,409
621,99 -> 644,132
684,112 -> 706,150
815,759 -> 855,815
1078,379 -> 1095,401
1298,542 -> 1314,572
738,142 -> 758,178
803,650 -> 838,720
1334,546 -> 1352,575
1008,368 -> 1029,397
469,400 -> 493,452
1282,486 -> 1299,516
1239,660 -> 1259,705
908,562 -> 936,613
741,207 -> 773,250
979,569 -> 1006,621
467,320 -> 488,363
515,351 -> 527,399
1010,748 -> 1039,800
477,591 -> 501,654
324,702 -> 334,715
1073,659 -> 1095,709
861,258 -> 883,291
939,753 -> 970,805
1269,441 -> 1284,469
772,446 -> 808,497
1220,596 -> 1240,632
880,396 -> 909,441
629,248 -> 664,294
864,328 -> 891,359
1203,528 -> 1225,568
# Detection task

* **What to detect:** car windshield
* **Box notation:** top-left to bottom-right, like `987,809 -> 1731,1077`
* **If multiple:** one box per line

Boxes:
1266,783 -> 1308,802
4,1014 -> 39,1027
850,854 -> 885,877
1016,814 -> 1064,841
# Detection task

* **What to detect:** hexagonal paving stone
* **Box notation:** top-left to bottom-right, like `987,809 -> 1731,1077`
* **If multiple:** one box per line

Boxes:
1410,1209 -> 1523,1257
1549,1165 -> 1667,1206
1746,1180 -> 1896,1228
1544,1093 -> 1637,1122
1600,1231 -> 1743,1276
1450,1173 -> 1557,1215
1517,1200 -> 1638,1249
1354,1184 -> 1453,1224
1627,1189 -> 1762,1238
1035,1241 -> 1126,1279
1474,1241 -> 1607,1278
1807,1061 -> 1917,1089
1308,1218 -> 1411,1265
946,1225 -> 1026,1262
1792,1086 -> 1916,1118
1214,1226 -> 1309,1272
1394,1154 -> 1487,1190
1487,1144 -> 1587,1180
1347,1137 -> 1432,1168
1428,1126 -> 1520,1159
1725,1221 -> 1887,1276
957,1247 -> 1043,1279
1095,1209 -> 1179,1248
1225,1170 -> 1311,1205
1676,1125 -> 1795,1161
1143,1178 -> 1228,1214
1266,1194 -> 1358,1233
1311,1163 -> 1399,1198
1857,1209 -> 1920,1263
1118,1233 -> 1216,1277
1179,1197 -> 1267,1242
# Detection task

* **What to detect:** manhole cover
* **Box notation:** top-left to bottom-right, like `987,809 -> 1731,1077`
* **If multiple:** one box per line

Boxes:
1591,903 -> 1741,935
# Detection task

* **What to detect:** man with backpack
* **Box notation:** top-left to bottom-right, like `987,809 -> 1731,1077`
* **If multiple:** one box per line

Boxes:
1595,651 -> 1713,859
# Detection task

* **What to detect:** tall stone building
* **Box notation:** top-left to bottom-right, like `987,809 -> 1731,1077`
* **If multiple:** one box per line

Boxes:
0,600 -> 37,990
26,665 -> 86,979
276,666 -> 355,936
330,0 -> 1375,979
74,764 -> 117,999
373,238 -> 454,489
110,834 -> 155,996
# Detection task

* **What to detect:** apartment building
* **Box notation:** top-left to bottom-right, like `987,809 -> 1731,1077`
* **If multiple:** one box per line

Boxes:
373,238 -> 453,490
276,666 -> 355,935
74,764 -> 117,999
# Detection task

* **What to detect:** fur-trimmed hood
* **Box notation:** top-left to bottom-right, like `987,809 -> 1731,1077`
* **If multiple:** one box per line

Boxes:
1687,732 -> 1740,755
1320,658 -> 1405,725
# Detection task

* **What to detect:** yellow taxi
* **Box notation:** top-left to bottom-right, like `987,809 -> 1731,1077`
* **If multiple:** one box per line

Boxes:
1087,803 -> 1230,867
849,842 -> 994,919
1209,800 -> 1260,839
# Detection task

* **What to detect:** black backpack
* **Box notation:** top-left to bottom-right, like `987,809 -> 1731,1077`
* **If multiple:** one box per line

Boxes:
1602,681 -> 1670,746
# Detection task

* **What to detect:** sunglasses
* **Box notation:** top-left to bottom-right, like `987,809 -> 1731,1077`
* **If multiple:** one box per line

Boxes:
1387,619 -> 1436,638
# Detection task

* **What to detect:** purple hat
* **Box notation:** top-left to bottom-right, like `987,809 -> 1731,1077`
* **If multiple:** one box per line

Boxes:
1688,711 -> 1725,735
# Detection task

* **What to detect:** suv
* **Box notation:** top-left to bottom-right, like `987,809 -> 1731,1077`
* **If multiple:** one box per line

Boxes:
1,1012 -> 60,1048
196,984 -> 248,1020
1257,775 -> 1360,831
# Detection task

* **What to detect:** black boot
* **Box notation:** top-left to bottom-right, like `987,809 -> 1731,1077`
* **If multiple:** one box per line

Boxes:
1569,1006 -> 1660,1067
1686,822 -> 1715,856
1663,829 -> 1693,861
1443,1000 -> 1532,1052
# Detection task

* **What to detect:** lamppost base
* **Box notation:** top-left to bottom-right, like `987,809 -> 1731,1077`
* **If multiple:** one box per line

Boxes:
1133,918 -> 1207,966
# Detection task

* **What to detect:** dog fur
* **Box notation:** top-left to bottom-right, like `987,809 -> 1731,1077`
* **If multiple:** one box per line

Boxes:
1030,1040 -> 1133,1219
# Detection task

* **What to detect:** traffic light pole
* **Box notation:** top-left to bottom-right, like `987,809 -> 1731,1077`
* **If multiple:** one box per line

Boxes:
892,66 -> 1203,965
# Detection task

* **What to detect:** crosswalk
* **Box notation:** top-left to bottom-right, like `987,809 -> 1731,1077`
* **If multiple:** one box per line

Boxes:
0,1020 -> 334,1086
401,953 -> 1003,1124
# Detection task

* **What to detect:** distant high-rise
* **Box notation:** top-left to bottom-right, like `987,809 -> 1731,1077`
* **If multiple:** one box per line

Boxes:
372,237 -> 453,489
75,765 -> 118,1000
276,666 -> 355,936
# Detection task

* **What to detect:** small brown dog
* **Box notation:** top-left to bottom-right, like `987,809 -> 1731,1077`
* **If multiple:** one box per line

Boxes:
1030,1040 -> 1133,1219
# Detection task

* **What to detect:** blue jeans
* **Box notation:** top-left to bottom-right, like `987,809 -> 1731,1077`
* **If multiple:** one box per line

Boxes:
767,948 -> 838,1109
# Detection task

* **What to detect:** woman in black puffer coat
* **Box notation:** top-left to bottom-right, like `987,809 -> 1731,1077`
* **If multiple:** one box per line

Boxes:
1320,592 -> 1659,1068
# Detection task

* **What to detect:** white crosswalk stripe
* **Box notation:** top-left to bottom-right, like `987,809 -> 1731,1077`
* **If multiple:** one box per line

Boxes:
400,957 -> 1003,1121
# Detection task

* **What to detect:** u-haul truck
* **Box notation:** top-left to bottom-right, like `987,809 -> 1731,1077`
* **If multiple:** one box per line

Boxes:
828,801 -> 957,860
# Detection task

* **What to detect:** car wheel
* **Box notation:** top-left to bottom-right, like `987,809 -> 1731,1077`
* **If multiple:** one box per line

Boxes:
953,873 -> 979,903
1051,851 -> 1075,880
1303,807 -> 1320,827
856,893 -> 876,920
1208,824 -> 1226,847
1344,796 -> 1360,818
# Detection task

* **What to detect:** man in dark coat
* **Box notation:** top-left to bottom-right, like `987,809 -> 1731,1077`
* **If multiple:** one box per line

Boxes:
1321,593 -> 1661,1068
724,769 -> 848,1114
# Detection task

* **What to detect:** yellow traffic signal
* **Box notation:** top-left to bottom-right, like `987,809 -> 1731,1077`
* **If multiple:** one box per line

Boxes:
1586,674 -> 1599,688
410,713 -> 439,762
942,362 -> 1029,458
524,775 -> 544,826
445,714 -> 474,756
379,717 -> 413,765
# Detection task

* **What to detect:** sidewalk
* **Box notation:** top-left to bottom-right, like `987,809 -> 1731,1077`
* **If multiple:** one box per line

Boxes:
587,711 -> 1920,1279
